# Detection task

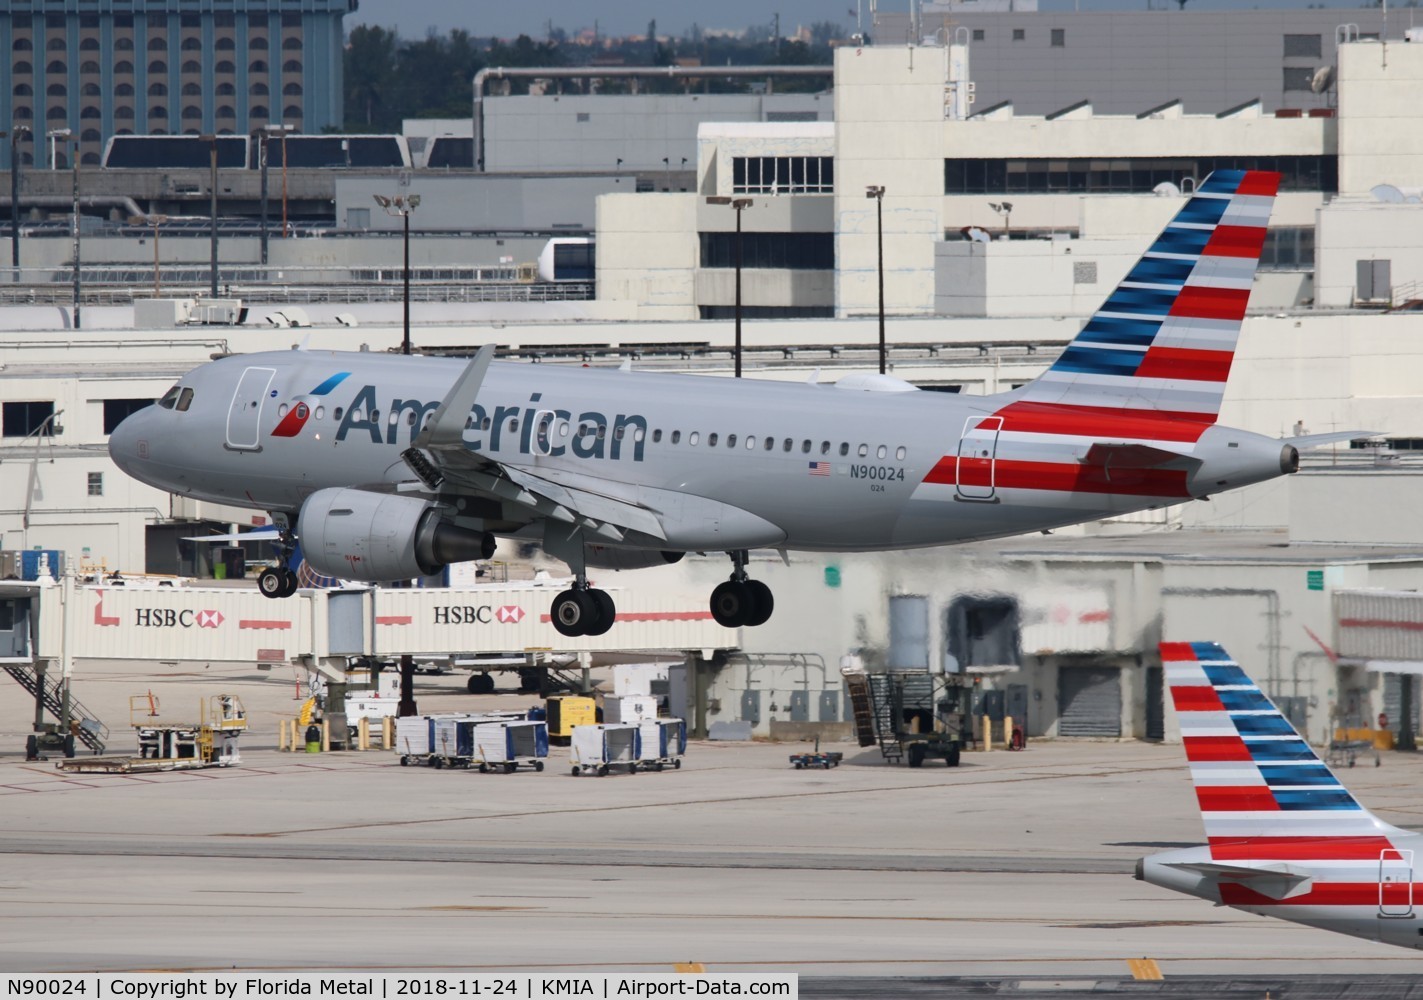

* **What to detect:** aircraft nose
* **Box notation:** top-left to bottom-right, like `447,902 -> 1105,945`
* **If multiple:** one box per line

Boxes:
107,408 -> 151,479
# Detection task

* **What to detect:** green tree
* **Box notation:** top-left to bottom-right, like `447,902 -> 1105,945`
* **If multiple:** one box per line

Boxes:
345,25 -> 399,130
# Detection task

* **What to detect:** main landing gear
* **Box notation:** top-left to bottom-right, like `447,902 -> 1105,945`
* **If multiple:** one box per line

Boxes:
257,526 -> 299,599
709,549 -> 774,628
550,581 -> 616,638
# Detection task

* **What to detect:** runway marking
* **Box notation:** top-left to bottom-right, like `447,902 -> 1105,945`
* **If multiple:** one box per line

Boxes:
1127,957 -> 1164,979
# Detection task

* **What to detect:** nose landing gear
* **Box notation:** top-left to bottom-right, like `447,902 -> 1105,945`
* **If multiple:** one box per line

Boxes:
709,550 -> 774,628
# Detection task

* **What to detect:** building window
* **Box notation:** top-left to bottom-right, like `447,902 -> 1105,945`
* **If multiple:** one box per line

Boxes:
283,104 -> 303,119
972,29 -> 985,41
250,104 -> 268,119
216,60 -> 235,73
14,61 -> 31,74
115,83 -> 134,96
249,60 -> 268,73
80,37 -> 100,51
48,37 -> 66,51
182,106 -> 202,120
283,82 -> 303,96
81,60 -> 100,74
149,106 -> 168,119
1283,67 -> 1314,91
81,128 -> 100,142
3,401 -> 56,438
699,232 -> 835,270
182,82 -> 202,96
282,59 -> 302,73
149,37 -> 167,51
283,36 -> 303,49
115,60 -> 134,74
1050,28 -> 1065,47
251,36 -> 269,50
81,106 -> 100,119
148,82 -> 168,96
216,82 -> 235,96
944,155 -> 1337,194
216,37 -> 235,51
47,83 -> 66,97
182,59 -> 202,73
731,156 -> 834,195
217,105 -> 235,119
1284,33 -> 1322,58
180,13 -> 201,28
148,60 -> 167,74
82,83 -> 101,97
13,84 -> 32,97
87,472 -> 103,497
13,38 -> 33,52
115,37 -> 134,51
46,106 -> 67,121
1259,226 -> 1315,270
182,37 -> 202,51
47,60 -> 66,74
1012,28 -> 1025,40
250,82 -> 269,96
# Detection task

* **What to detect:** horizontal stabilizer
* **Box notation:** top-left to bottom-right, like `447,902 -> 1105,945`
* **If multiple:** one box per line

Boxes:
1165,860 -> 1314,900
1283,430 -> 1378,450
1083,442 -> 1201,468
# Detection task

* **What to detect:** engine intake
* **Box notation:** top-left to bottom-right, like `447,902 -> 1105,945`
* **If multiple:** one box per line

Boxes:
298,488 -> 494,582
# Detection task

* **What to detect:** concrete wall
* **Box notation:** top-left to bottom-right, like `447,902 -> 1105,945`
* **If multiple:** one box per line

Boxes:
1315,200 -> 1423,308
835,45 -> 951,318
594,193 -> 699,320
1337,41 -> 1423,196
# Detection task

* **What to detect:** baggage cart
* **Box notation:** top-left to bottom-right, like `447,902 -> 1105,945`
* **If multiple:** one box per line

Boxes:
396,711 -> 524,766
636,717 -> 686,771
569,722 -> 640,776
472,719 -> 549,773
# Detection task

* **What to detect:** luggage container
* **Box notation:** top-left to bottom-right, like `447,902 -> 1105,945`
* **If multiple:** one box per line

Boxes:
472,719 -> 549,773
637,717 -> 687,771
604,694 -> 659,724
569,723 -> 641,776
397,711 -> 524,766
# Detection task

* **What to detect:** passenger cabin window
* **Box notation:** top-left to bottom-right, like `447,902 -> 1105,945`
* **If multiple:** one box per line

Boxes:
176,388 -> 194,411
708,433 -> 718,447
726,434 -> 736,448
896,446 -> 907,460
671,430 -> 681,444
839,443 -> 849,456
689,432 -> 699,445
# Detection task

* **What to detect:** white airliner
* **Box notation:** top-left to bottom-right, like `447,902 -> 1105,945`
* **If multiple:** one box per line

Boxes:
107,169 -> 1342,634
1139,641 -> 1422,948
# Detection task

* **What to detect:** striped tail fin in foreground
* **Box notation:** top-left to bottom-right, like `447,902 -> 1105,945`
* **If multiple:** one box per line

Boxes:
1161,640 -> 1405,862
1004,170 -> 1281,441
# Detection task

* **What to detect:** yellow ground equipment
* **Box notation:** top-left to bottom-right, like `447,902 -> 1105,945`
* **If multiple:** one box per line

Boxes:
545,695 -> 596,744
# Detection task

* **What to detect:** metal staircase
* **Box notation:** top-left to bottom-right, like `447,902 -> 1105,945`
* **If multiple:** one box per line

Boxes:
866,674 -> 906,763
2,663 -> 108,753
844,671 -> 877,748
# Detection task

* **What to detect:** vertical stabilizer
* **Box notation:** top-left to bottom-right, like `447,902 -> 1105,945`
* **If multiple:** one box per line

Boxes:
1014,170 -> 1280,425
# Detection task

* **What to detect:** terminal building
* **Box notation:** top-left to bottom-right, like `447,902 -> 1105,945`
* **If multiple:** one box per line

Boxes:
3,12 -> 1423,747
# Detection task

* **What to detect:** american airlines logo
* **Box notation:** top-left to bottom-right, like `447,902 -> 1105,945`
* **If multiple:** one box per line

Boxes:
270,372 -> 351,438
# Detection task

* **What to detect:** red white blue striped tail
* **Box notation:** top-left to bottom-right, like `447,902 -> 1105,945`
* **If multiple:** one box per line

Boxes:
1161,640 -> 1405,860
1017,170 -> 1279,424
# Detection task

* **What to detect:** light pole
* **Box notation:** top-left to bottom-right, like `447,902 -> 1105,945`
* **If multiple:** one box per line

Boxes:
8,125 -> 29,273
130,214 -> 168,295
201,134 -> 219,297
70,140 -> 79,329
866,185 -> 886,374
989,201 -> 1013,239
706,196 -> 752,377
373,193 -> 421,355
46,126 -> 70,171
257,124 -> 293,267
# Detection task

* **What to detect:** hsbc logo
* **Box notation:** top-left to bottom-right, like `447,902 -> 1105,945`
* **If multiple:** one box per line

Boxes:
496,605 -> 525,624
135,608 -> 226,628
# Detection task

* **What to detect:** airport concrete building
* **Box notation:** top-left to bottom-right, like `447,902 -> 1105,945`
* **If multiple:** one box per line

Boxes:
0,0 -> 355,169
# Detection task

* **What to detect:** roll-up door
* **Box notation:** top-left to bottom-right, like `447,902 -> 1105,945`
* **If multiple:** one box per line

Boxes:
1058,665 -> 1122,737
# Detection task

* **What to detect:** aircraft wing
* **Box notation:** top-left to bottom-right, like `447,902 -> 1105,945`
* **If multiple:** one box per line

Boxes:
399,346 -> 666,544
1283,430 -> 1378,450
183,528 -> 282,543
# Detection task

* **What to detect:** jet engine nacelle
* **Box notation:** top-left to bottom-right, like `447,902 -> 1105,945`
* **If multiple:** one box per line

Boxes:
584,545 -> 686,571
298,488 -> 495,583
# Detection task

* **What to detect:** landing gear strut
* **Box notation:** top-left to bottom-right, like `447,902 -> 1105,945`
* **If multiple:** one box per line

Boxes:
257,524 -> 299,599
709,550 -> 774,628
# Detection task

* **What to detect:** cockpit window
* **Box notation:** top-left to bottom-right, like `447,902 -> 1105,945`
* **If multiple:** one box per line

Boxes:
158,387 -> 180,410
176,388 -> 194,412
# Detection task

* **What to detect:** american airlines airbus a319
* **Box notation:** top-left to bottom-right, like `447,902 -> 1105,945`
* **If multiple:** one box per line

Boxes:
109,170 -> 1339,635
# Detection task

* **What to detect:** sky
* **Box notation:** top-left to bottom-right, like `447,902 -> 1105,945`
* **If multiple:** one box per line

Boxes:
348,0 -> 1382,40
